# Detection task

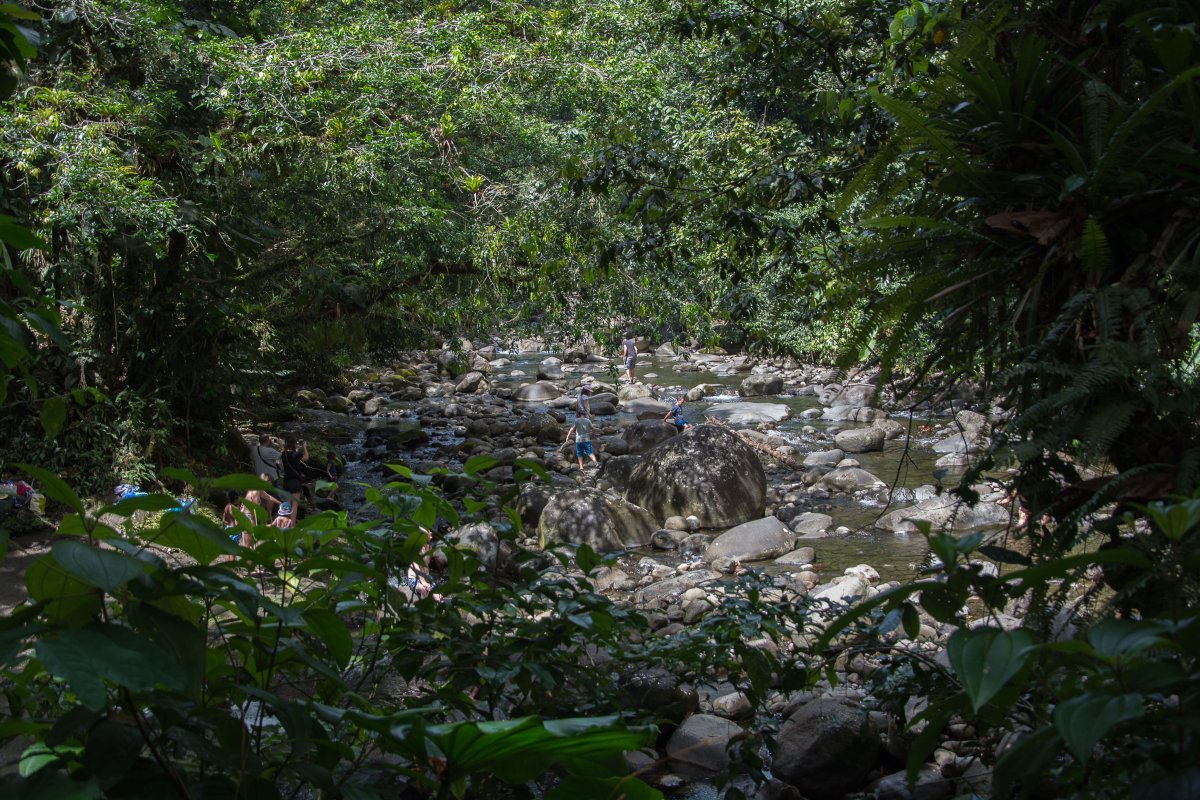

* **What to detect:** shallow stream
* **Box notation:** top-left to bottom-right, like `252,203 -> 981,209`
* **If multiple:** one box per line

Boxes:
302,353 -> 963,583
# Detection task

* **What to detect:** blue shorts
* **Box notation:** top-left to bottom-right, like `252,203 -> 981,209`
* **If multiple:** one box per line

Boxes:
575,441 -> 593,458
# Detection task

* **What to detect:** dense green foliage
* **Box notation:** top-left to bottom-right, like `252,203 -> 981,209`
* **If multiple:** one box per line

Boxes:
1,0 -> 722,485
1,458 -> 815,798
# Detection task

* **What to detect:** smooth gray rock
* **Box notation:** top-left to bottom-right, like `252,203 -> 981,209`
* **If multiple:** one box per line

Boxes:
705,516 -> 795,563
813,467 -> 886,493
633,570 -> 722,605
702,402 -> 791,427
830,383 -> 877,408
875,496 -> 1011,533
834,426 -> 886,453
739,374 -> 784,397
513,381 -> 563,402
774,546 -> 816,565
666,714 -> 746,776
803,449 -> 843,467
624,420 -> 678,455
789,512 -> 833,535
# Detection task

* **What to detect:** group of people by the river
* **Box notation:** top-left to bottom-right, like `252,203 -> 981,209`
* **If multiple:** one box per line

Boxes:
220,433 -> 340,573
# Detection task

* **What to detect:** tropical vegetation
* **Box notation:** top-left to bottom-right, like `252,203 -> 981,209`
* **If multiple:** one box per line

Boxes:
2,0 -> 1198,797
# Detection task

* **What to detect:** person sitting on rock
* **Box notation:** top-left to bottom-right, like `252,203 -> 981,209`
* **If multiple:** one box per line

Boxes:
665,396 -> 691,431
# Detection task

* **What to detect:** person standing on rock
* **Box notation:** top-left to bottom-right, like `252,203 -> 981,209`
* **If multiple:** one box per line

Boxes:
251,433 -> 282,486
563,400 -> 598,472
621,332 -> 637,384
664,396 -> 691,431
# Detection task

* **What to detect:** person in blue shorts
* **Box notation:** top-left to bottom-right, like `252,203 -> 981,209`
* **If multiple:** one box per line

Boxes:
563,413 -> 598,471
664,396 -> 691,431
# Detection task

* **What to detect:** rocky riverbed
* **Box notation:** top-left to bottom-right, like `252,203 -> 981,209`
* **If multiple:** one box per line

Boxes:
261,336 -> 1022,799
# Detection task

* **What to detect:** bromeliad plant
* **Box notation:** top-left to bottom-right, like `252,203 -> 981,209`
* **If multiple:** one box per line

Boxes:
0,461 -> 662,800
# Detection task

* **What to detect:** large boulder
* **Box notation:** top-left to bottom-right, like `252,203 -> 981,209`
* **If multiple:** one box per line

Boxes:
803,449 -> 844,467
702,402 -> 791,427
625,425 -> 767,529
705,516 -> 795,563
830,383 -> 877,408
623,420 -> 678,455
522,411 -> 563,444
617,383 -> 655,402
666,714 -> 746,776
537,488 -> 657,552
834,426 -> 886,453
621,398 -> 673,419
739,374 -> 784,397
876,496 -> 1010,533
455,371 -> 487,394
513,381 -> 563,402
772,698 -> 880,799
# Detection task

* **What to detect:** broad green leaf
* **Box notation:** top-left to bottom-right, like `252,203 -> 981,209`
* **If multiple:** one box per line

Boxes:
81,720 -> 144,790
126,603 -> 205,701
51,540 -> 144,593
36,624 -> 186,711
39,396 -> 67,438
993,726 -> 1062,797
304,607 -> 353,669
151,513 -> 236,565
1086,618 -> 1171,658
946,627 -> 1036,712
24,555 -> 101,627
463,454 -> 499,475
918,583 -> 964,622
546,775 -> 663,800
1054,692 -> 1143,763
901,602 -> 921,639
19,742 -> 76,777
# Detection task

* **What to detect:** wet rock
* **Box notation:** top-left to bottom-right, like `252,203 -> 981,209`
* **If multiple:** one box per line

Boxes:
866,765 -> 954,800
652,529 -> 687,550
787,513 -> 835,537
834,426 -> 886,453
633,570 -> 722,605
739,374 -> 784,397
679,533 -> 712,556
774,546 -> 816,566
803,449 -> 843,467
620,667 -> 699,724
876,496 -> 1010,533
705,516 -> 795,563
830,383 -> 877,408
814,467 -> 886,493
702,402 -> 791,427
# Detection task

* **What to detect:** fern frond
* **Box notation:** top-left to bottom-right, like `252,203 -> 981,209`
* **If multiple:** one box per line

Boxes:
1080,217 -> 1111,274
